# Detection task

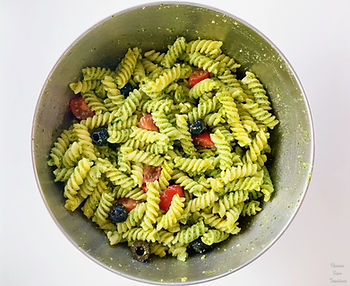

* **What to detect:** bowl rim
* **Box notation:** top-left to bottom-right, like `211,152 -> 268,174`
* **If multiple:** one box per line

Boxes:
31,1 -> 315,285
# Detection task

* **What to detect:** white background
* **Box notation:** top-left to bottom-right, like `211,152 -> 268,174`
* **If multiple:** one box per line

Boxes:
1,0 -> 350,285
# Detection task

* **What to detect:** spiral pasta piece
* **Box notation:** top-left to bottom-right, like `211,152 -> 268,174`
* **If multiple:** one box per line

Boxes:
144,142 -> 170,155
121,139 -> 146,150
168,243 -> 188,262
107,128 -> 132,144
141,64 -> 183,95
157,194 -> 185,231
186,39 -> 223,56
188,78 -> 219,99
123,149 -> 164,166
201,213 -> 241,234
142,58 -> 159,73
172,171 -> 207,195
61,142 -> 82,168
217,91 -> 251,147
211,53 -> 241,72
203,112 -> 224,127
63,158 -> 93,202
116,152 -> 131,173
255,154 -> 267,169
243,99 -> 279,129
69,80 -> 100,94
66,165 -> 102,212
141,181 -> 161,230
211,129 -> 233,170
106,231 -> 124,246
82,67 -> 115,81
103,98 -> 119,112
242,201 -> 262,217
78,165 -> 102,199
150,243 -> 168,257
183,190 -> 218,216
80,110 -> 118,130
115,187 -> 147,201
115,47 -> 140,88
244,130 -> 269,163
161,36 -> 187,68
217,70 -> 241,87
130,126 -> 169,144
224,170 -> 264,193
122,228 -> 157,243
116,202 -> 146,233
212,190 -> 249,217
242,71 -> 271,110
48,129 -> 75,168
81,180 -> 108,219
158,160 -> 174,190
172,220 -> 208,245
101,75 -> 124,107
260,166 -> 274,202
220,163 -> 258,184
94,84 -> 107,99
107,117 -> 138,145
212,125 -> 235,143
187,96 -> 218,123
53,167 -> 74,182
140,98 -> 174,114
185,52 -> 224,75
144,49 -> 165,63
148,67 -> 166,81
92,191 -> 116,231
81,92 -> 108,114
237,103 -> 259,133
112,115 -> 138,130
133,60 -> 146,83
104,164 -> 135,190
127,162 -> 142,188
201,229 -> 229,245
73,123 -> 97,160
224,203 -> 244,225
152,110 -> 183,140
249,190 -> 263,200
175,114 -> 196,156
155,230 -> 175,246
115,89 -> 143,122
174,156 -> 214,174
174,84 -> 191,103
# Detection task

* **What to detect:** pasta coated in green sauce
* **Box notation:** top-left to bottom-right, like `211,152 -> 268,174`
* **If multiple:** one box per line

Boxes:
48,36 -> 278,262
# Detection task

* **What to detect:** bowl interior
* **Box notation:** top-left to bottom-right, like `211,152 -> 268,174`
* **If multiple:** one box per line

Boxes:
32,3 -> 313,284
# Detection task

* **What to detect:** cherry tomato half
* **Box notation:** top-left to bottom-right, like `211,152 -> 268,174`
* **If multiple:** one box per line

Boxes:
188,69 -> 209,88
142,164 -> 161,192
159,185 -> 184,211
192,132 -> 216,149
138,114 -> 159,131
116,198 -> 141,212
69,97 -> 95,120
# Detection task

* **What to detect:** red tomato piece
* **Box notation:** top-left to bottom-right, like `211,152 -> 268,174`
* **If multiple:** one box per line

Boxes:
116,198 -> 141,212
143,164 -> 162,182
138,114 -> 159,131
142,164 -> 162,192
192,132 -> 216,149
142,182 -> 148,192
69,97 -> 95,120
159,185 -> 184,211
188,69 -> 209,88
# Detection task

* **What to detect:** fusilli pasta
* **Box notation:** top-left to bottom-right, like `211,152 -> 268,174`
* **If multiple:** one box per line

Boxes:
48,36 -> 279,262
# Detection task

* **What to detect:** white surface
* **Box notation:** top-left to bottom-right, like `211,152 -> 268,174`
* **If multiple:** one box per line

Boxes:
1,0 -> 350,285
